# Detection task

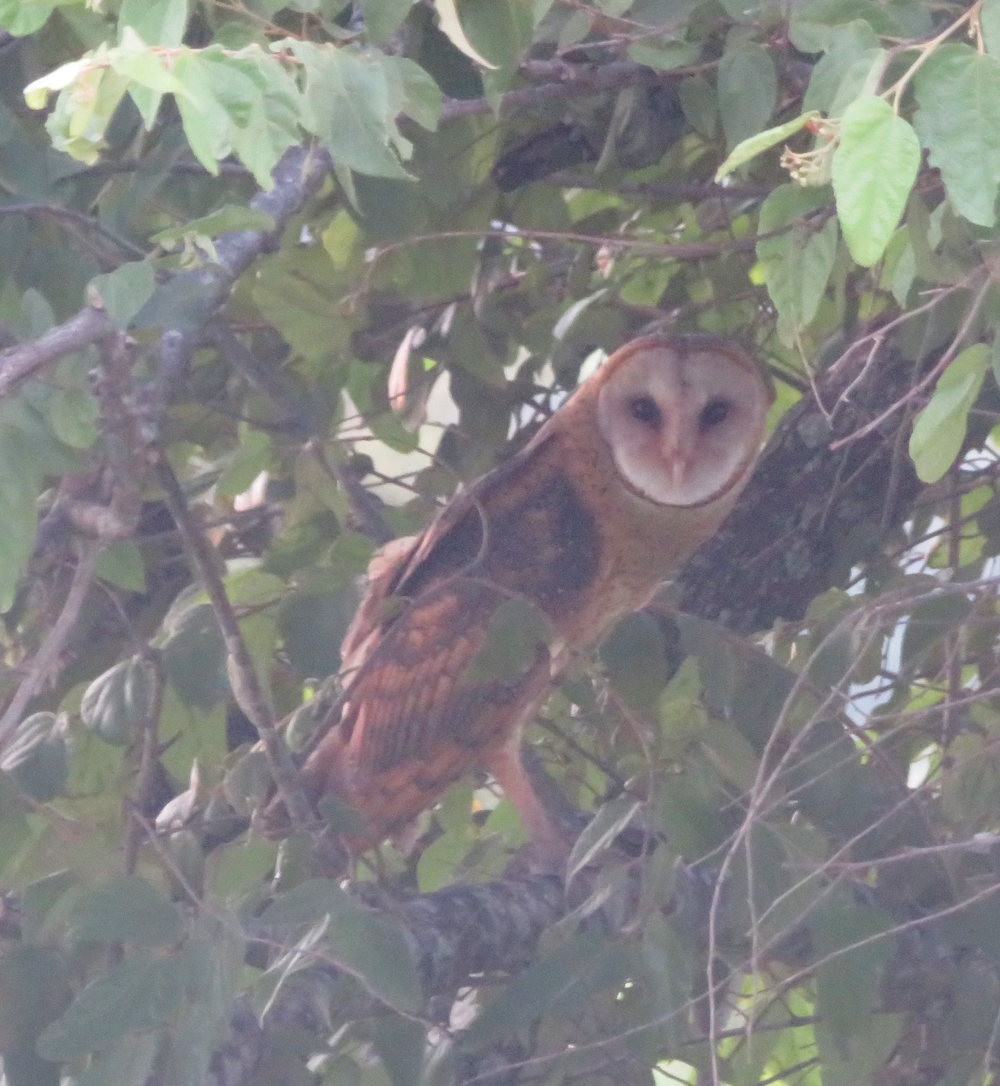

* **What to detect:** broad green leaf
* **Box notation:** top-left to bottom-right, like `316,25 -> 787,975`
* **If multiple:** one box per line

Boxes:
0,945 -> 71,1054
803,21 -> 883,113
942,731 -> 1000,830
47,383 -> 98,449
80,655 -> 158,744
161,601 -> 228,709
831,96 -> 919,267
68,875 -> 185,947
44,64 -> 130,166
260,880 -> 421,1013
374,1013 -> 429,1086
812,902 -> 894,1051
789,0 -> 912,53
119,0 -> 188,47
566,794 -> 640,884
984,0 -> 1000,57
455,0 -> 529,78
287,42 -> 440,180
899,589 -> 973,670
75,1034 -> 158,1086
0,421 -> 40,612
908,344 -> 990,482
467,596 -> 550,683
95,541 -> 147,592
278,586 -> 358,677
600,611 -> 671,712
37,953 -> 186,1060
359,0 -> 415,42
717,43 -> 778,151
756,184 -> 837,343
932,959 -> 1000,1086
433,0 -> 498,69
152,206 -> 275,248
914,45 -> 1000,227
172,47 -> 302,186
715,110 -> 821,180
0,0 -> 53,36
626,40 -> 699,71
463,931 -> 627,1045
90,262 -> 156,330
216,430 -> 272,499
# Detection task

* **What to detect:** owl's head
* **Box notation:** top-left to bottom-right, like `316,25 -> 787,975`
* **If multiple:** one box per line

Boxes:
595,335 -> 772,507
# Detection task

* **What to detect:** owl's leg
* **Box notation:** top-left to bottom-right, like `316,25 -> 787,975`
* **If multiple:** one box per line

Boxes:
487,739 -> 580,865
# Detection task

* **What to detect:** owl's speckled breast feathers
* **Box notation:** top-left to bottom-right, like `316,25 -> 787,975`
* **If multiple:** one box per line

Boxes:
269,334 -> 772,852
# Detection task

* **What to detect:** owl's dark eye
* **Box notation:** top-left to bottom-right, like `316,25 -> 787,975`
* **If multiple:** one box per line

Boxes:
699,398 -> 731,431
628,395 -> 662,428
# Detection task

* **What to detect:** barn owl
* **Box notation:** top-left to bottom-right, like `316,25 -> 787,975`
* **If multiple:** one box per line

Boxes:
272,334 -> 771,854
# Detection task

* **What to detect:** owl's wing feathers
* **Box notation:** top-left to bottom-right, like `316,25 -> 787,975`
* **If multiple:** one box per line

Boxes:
340,430 -> 557,673
343,579 -> 551,771
304,437 -> 560,821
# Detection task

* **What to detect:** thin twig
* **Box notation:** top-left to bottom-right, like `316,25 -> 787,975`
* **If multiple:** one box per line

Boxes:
0,543 -> 101,751
155,459 -> 315,831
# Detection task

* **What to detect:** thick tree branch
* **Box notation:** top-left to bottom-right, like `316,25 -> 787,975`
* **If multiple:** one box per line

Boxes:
0,307 -> 111,400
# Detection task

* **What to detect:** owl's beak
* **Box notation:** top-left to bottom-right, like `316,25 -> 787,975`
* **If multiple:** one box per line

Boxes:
662,431 -> 695,489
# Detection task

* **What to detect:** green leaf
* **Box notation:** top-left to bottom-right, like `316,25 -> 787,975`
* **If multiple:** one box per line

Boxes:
47,383 -> 98,449
0,442 -> 38,611
37,953 -> 186,1060
914,44 -> 1000,227
161,601 -> 228,709
908,344 -> 990,482
599,611 -> 671,712
467,596 -> 550,683
463,931 -> 626,1045
0,0 -> 53,36
0,945 -> 71,1054
715,110 -> 821,180
626,40 -> 699,71
803,21 -> 883,113
984,0 -> 1000,57
80,655 -> 158,745
452,0 -> 526,74
75,1034 -> 159,1086
119,0 -> 188,47
812,902 -> 893,1051
756,184 -> 837,343
287,42 -> 440,179
90,263 -> 156,330
172,47 -> 302,187
68,875 -> 185,947
566,794 -> 640,884
359,0 -> 416,43
374,1013 -> 429,1086
95,541 -> 147,592
262,881 -> 421,1014
717,43 -> 777,151
831,95 -> 919,267
432,0 -> 499,69
789,0 -> 912,53
216,429 -> 272,499
152,206 -> 276,248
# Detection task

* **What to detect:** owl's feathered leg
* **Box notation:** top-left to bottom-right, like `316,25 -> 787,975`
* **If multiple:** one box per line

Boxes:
487,740 -> 581,865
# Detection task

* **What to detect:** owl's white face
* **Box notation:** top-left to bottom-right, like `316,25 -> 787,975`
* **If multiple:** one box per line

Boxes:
595,339 -> 770,507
